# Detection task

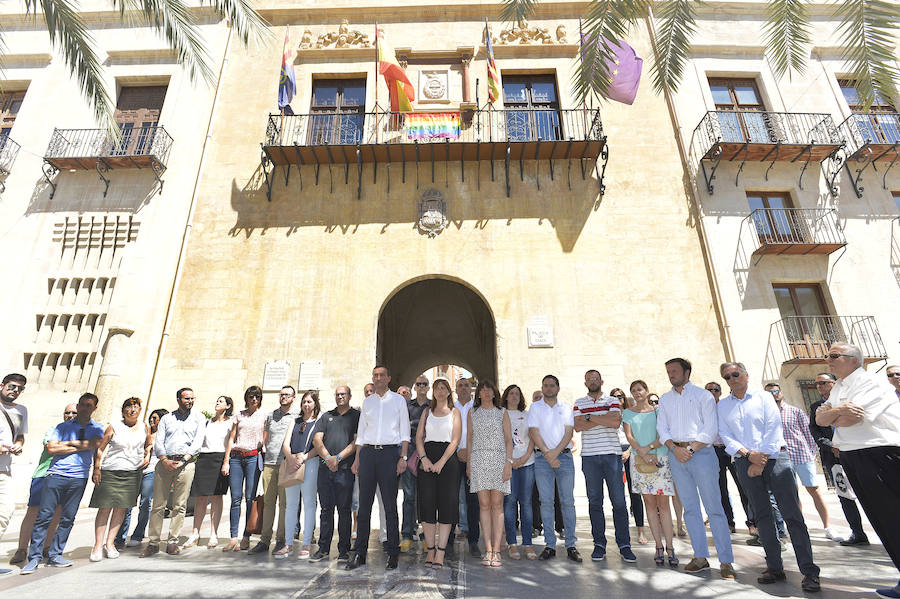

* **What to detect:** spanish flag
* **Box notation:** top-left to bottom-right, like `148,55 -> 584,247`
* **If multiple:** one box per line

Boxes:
376,27 -> 414,112
484,23 -> 500,103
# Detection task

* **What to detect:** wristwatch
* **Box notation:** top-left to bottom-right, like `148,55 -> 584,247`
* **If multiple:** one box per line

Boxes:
585,414 -> 591,421
400,455 -> 408,461
507,458 -> 514,464
687,446 -> 695,455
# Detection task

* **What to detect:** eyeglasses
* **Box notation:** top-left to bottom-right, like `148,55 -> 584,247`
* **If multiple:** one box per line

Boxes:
814,381 -> 833,386
415,382 -> 428,387
706,387 -> 721,393
722,372 -> 742,380
888,373 -> 900,379
5,384 -> 25,391
279,393 -> 294,397
248,394 -> 262,400
826,353 -> 852,360
649,400 -> 659,405
613,394 -> 626,400
64,410 -> 78,415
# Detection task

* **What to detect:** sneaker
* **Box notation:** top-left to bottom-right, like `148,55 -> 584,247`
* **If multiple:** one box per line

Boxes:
824,527 -> 839,541
684,557 -> 710,572
591,546 -> 606,561
745,536 -> 762,546
566,547 -> 582,563
720,563 -> 736,579
248,542 -> 269,555
309,550 -> 328,562
620,547 -> 637,563
337,553 -> 349,562
0,567 -> 14,576
399,539 -> 414,553
48,556 -> 73,568
273,545 -> 292,560
20,558 -> 41,575
126,539 -> 141,547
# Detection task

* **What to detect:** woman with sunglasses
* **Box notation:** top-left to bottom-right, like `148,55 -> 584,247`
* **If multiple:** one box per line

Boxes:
611,388 -> 647,545
622,380 -> 677,566
222,386 -> 266,551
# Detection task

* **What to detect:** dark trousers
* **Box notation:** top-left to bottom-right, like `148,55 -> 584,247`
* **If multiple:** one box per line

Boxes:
841,446 -> 900,570
819,449 -> 866,540
621,444 -> 644,527
317,466 -> 355,555
28,474 -> 88,561
736,452 -> 819,576
715,445 -> 751,527
353,446 -> 400,558
450,461 -> 480,545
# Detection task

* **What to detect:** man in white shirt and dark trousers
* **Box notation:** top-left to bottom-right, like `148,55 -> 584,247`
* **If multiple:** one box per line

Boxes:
529,375 -> 581,562
816,343 -> 900,599
657,357 -> 734,579
717,362 -> 820,592
346,365 -> 410,571
573,369 -> 635,562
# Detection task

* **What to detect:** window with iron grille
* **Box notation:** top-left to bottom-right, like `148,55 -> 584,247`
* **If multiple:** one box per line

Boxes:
502,75 -> 561,141
707,77 -> 773,143
308,79 -> 366,145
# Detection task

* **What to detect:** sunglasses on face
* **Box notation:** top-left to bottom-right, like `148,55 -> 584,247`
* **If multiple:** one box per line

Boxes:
64,411 -> 78,415
706,387 -> 721,393
888,373 -> 900,379
722,373 -> 741,380
415,382 -> 428,386
279,393 -> 293,397
826,353 -> 851,360
814,381 -> 833,386
5,384 -> 25,392
613,394 -> 626,400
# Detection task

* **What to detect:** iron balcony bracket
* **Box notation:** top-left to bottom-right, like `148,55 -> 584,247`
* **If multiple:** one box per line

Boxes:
505,142 -> 511,197
876,143 -> 900,190
700,142 -> 723,194
150,158 -> 166,194
793,143 -> 814,190
534,138 -> 541,191
565,139 -> 573,190
42,161 -> 59,199
597,139 -> 609,195
357,145 -> 363,201
734,141 -> 751,187
762,141 -> 782,181
284,164 -> 291,188
821,145 -> 847,199
96,159 -> 111,198
324,146 -> 335,193
292,142 -> 304,190
259,146 -> 274,202
844,145 -> 872,199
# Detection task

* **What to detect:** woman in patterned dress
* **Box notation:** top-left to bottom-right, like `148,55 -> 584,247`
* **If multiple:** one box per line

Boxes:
467,380 -> 513,567
622,379 -> 677,567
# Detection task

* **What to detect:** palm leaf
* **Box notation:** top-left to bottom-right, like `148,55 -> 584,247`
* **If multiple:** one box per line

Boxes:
500,0 -> 539,25
203,0 -> 270,45
834,0 -> 900,110
763,0 -> 811,79
650,0 -> 698,95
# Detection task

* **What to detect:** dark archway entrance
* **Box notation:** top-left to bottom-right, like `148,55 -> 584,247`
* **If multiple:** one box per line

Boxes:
377,278 -> 497,387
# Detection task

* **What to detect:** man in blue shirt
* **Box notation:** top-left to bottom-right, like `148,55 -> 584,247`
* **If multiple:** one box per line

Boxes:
21,392 -> 104,574
717,362 -> 820,593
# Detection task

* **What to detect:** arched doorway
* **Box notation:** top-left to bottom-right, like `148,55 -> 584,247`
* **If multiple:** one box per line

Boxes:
377,277 -> 497,387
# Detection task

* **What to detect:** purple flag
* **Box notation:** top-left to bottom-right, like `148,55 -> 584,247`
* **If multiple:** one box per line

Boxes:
603,39 -> 642,105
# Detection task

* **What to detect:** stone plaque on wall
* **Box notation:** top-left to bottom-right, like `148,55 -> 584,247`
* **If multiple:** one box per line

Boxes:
419,69 -> 450,103
298,360 -> 323,391
263,360 -> 291,390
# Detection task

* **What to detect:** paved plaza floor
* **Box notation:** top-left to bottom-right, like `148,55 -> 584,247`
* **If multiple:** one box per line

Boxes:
0,491 -> 894,599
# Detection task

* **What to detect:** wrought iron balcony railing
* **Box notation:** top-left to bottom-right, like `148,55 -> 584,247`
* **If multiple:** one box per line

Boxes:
838,112 -> 900,198
0,134 -> 21,192
42,125 -> 174,199
260,108 -> 607,199
770,315 -> 886,364
742,208 -> 846,256
692,111 -> 845,194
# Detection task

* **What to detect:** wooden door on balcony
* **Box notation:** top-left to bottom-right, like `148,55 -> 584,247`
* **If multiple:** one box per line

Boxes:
747,192 -> 810,244
840,80 -> 900,144
114,85 -> 167,157
308,79 -> 366,146
502,76 -> 561,142
0,91 -> 24,137
709,78 -> 773,143
773,283 -> 839,361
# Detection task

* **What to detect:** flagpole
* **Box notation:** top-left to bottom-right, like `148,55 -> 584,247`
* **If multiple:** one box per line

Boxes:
279,26 -> 290,145
374,21 -> 379,144
484,18 -> 493,144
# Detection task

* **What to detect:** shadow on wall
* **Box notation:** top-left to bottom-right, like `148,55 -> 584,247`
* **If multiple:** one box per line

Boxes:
24,170 -> 161,215
226,158 -> 604,252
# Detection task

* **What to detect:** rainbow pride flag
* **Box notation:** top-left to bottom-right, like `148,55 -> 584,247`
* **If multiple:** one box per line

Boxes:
406,112 -> 461,140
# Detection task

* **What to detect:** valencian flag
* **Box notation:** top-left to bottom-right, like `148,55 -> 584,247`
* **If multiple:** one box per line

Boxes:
484,22 -> 500,103
376,27 -> 414,112
278,33 -> 296,112
601,38 -> 643,105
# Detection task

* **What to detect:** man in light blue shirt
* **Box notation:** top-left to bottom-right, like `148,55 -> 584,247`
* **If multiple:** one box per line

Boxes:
718,361 -> 820,593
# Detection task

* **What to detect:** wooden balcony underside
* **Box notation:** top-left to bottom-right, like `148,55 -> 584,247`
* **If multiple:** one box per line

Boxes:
46,154 -> 163,171
753,241 -> 847,256
705,141 -> 842,162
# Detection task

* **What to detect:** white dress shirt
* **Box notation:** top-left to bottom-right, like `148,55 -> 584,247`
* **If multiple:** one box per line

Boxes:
826,367 -> 900,451
656,381 -> 718,445
455,400 -> 474,449
717,389 -> 785,457
527,399 -> 574,449
356,390 -> 411,446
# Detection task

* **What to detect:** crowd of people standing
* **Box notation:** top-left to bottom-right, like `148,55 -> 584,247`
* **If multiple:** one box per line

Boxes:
0,345 -> 898,597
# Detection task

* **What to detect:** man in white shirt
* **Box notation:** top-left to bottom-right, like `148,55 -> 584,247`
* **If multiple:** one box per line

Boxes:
453,377 -> 480,557
816,343 -> 900,599
529,374 -> 581,562
0,373 -> 28,576
346,365 -> 410,571
573,369 -> 634,562
657,357 -> 734,578
887,365 -> 900,402
718,362 -> 820,592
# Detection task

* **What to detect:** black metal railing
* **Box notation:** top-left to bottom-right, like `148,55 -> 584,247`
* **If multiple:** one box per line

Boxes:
693,110 -> 843,157
839,112 -> 900,150
743,208 -> 845,248
0,134 -> 21,176
264,108 -> 604,147
45,125 -> 174,164
771,315 -> 886,363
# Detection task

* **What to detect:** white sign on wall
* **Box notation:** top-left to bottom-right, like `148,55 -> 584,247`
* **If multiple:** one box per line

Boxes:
298,360 -> 323,391
527,316 -> 554,348
262,360 -> 291,390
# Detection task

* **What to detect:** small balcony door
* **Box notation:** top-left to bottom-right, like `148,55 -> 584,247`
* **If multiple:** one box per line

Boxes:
308,79 -> 366,145
747,191 -> 810,244
709,78 -> 773,143
502,75 -> 561,142
113,85 -> 167,156
840,81 -> 900,144
773,283 -> 839,361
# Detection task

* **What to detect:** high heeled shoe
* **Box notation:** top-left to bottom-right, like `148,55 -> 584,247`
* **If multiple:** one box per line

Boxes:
666,546 -> 679,567
424,545 -> 435,567
654,546 -> 665,566
431,546 -> 446,569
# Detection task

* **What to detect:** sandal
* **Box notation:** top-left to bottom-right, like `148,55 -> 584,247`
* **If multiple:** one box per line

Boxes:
654,546 -> 665,566
508,545 -> 521,560
490,551 -> 502,567
481,552 -> 491,567
431,546 -> 446,569
666,546 -> 679,567
524,546 -> 538,560
424,545 -> 435,567
239,537 -> 250,550
222,539 -> 240,552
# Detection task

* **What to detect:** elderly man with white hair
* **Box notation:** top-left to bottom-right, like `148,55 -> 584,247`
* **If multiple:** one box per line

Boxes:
816,343 -> 900,599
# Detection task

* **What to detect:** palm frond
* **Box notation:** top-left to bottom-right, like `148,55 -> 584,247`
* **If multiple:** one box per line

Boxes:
763,0 -> 811,79
834,0 -> 900,110
574,0 -> 650,104
203,0 -> 271,45
25,0 -> 116,135
650,0 -> 698,95
500,0 -> 539,25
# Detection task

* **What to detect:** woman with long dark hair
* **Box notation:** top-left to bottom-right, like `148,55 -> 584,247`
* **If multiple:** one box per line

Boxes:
501,384 -> 537,560
222,386 -> 266,551
186,396 -> 234,548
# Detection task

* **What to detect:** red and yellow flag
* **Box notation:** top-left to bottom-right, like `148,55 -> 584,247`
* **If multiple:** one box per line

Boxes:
376,28 -> 414,112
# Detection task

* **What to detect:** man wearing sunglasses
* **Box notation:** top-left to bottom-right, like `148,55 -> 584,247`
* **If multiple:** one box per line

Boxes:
887,365 -> 900,402
399,376 -> 430,553
816,343 -> 900,599
705,382 -> 750,536
807,373 -> 868,547
0,373 -> 28,575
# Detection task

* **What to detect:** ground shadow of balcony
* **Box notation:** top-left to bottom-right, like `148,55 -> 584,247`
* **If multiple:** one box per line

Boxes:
23,170 -> 161,215
227,159 -> 603,252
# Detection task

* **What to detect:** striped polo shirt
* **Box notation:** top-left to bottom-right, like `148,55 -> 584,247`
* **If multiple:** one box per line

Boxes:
573,394 -> 622,456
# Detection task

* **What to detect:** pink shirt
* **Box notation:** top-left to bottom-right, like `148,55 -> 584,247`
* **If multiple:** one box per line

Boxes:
233,409 -> 266,451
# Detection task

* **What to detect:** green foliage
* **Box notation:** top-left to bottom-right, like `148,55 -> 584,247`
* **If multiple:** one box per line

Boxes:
763,0 -> 811,79
834,0 -> 900,111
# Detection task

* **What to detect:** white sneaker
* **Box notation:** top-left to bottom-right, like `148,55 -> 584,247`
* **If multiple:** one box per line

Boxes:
125,539 -> 141,547
825,527 -> 844,542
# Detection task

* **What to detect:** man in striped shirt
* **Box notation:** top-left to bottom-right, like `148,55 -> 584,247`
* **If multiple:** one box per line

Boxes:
574,370 -> 636,563
765,382 -> 836,541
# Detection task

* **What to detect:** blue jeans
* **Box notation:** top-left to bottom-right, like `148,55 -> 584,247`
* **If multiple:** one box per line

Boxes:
534,452 -> 577,549
400,469 -> 417,540
736,451 -> 819,575
229,454 -> 261,538
504,463 -> 534,546
28,474 -> 87,561
668,446 -> 734,562
582,454 -> 631,549
117,470 -> 154,543
285,458 -> 319,547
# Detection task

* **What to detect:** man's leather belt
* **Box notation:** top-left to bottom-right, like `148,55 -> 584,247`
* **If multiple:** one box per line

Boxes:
672,441 -> 693,447
363,444 -> 399,450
